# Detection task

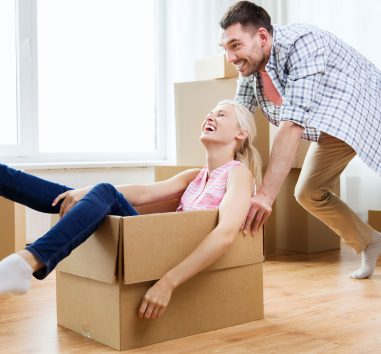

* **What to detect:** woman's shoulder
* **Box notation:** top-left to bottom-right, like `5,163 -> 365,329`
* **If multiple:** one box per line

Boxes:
227,162 -> 253,184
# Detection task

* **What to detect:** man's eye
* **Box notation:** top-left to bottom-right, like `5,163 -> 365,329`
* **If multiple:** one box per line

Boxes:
232,43 -> 240,49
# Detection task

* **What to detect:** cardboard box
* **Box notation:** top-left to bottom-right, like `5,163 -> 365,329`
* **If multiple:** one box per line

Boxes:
56,203 -> 264,350
0,197 -> 26,260
265,168 -> 341,254
175,78 -> 237,166
369,210 -> 381,232
154,165 -> 201,182
195,53 -> 238,81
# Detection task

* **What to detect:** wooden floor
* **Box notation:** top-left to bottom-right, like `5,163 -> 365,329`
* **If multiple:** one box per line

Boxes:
1,244 -> 381,354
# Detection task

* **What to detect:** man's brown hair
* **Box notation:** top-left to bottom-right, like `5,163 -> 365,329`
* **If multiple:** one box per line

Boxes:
219,1 -> 273,35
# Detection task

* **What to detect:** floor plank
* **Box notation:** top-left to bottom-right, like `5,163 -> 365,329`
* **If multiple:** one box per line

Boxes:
1,244 -> 380,353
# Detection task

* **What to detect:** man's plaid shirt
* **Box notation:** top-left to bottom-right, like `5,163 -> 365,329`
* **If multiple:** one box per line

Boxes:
235,24 -> 381,174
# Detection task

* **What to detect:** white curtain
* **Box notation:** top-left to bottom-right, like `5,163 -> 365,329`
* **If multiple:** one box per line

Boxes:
286,0 -> 381,219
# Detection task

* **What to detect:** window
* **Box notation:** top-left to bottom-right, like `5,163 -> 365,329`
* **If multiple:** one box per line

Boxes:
0,0 -> 165,164
0,0 -> 17,146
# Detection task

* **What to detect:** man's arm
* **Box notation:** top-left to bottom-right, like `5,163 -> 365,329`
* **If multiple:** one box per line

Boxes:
244,120 -> 304,233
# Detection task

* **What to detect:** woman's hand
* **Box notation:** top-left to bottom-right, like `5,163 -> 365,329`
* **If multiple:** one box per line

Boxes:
138,275 -> 174,320
52,187 -> 92,217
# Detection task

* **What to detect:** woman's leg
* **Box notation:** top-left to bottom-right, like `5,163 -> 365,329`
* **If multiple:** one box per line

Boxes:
26,183 -> 138,280
0,183 -> 138,294
0,164 -> 72,294
0,163 -> 72,213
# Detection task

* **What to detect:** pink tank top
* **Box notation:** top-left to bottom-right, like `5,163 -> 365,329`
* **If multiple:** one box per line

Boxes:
177,160 -> 243,212
259,70 -> 282,106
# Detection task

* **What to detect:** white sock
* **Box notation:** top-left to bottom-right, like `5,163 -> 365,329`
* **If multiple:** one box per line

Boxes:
0,253 -> 33,294
351,231 -> 381,279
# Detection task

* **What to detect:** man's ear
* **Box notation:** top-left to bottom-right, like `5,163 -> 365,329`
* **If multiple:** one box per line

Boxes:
257,27 -> 269,44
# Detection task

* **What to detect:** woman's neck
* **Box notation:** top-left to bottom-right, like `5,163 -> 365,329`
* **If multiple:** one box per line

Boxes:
205,148 -> 235,174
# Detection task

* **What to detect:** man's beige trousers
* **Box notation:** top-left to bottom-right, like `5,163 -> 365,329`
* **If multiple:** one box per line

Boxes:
295,132 -> 374,253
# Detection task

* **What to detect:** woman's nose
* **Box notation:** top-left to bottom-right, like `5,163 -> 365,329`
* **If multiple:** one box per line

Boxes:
206,113 -> 215,121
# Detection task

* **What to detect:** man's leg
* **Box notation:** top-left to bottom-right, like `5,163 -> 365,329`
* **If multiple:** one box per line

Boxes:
295,133 -> 381,278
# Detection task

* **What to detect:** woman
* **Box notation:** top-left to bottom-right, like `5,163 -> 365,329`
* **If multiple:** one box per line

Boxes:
0,100 -> 261,319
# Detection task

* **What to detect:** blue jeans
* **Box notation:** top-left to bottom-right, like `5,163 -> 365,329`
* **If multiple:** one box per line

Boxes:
0,163 -> 139,279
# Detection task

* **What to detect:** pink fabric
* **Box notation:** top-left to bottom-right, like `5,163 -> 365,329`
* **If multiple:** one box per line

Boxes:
259,70 -> 282,106
177,160 -> 243,212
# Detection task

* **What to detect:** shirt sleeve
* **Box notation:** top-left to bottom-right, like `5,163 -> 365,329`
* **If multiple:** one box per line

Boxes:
234,75 -> 258,112
280,32 -> 327,127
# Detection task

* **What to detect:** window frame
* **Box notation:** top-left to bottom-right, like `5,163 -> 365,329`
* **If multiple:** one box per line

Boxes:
1,0 -> 168,166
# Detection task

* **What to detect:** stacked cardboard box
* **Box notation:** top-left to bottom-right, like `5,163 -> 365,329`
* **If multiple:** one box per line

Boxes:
56,203 -> 264,350
0,197 -> 25,260
195,53 -> 238,81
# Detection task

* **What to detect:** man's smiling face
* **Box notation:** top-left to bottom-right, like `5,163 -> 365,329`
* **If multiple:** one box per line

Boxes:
220,23 -> 269,76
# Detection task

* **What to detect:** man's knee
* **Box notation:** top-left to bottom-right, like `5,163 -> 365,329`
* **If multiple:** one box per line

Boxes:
294,181 -> 330,209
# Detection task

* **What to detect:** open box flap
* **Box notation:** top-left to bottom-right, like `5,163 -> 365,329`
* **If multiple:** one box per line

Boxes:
135,199 -> 179,215
57,216 -> 121,284
122,210 -> 263,285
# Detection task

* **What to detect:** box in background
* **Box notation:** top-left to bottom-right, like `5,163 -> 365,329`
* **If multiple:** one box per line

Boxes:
56,204 -> 264,351
0,197 -> 25,260
174,78 -> 237,166
154,165 -> 201,182
195,53 -> 238,81
266,168 -> 341,254
368,210 -> 381,232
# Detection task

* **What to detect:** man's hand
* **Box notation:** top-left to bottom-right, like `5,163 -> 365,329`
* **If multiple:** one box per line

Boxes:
138,275 -> 174,320
52,187 -> 92,217
243,192 -> 273,235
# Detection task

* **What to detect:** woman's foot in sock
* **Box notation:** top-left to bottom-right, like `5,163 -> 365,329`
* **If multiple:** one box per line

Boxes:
351,231 -> 381,279
0,253 -> 33,294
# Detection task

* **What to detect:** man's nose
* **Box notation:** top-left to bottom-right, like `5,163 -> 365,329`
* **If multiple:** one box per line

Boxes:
225,50 -> 237,63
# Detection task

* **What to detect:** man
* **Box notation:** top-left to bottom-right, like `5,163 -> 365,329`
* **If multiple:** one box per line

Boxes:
219,1 -> 381,278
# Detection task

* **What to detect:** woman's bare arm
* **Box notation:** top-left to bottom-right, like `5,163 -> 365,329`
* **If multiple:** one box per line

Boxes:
138,165 -> 253,319
53,168 -> 201,216
116,168 -> 200,206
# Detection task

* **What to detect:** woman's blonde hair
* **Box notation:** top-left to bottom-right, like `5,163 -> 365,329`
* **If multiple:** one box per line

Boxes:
218,99 -> 262,187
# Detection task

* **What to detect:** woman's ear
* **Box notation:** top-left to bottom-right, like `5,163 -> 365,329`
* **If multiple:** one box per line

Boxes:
235,129 -> 248,141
